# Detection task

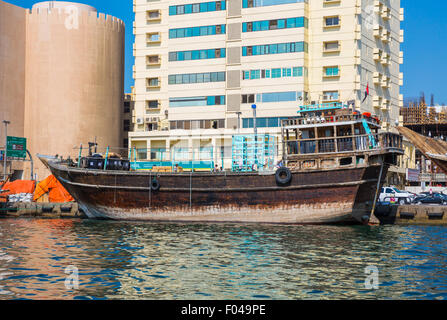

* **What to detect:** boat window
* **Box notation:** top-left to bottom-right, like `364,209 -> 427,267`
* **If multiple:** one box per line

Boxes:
340,157 -> 353,166
337,137 -> 353,152
287,141 -> 299,155
337,126 -> 352,137
318,139 -> 335,153
301,129 -> 314,139
300,141 -> 316,154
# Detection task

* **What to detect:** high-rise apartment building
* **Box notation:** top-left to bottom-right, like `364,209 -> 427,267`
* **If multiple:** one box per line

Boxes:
131,0 -> 404,168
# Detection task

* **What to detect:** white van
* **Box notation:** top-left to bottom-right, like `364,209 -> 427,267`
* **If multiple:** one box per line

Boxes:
379,187 -> 415,205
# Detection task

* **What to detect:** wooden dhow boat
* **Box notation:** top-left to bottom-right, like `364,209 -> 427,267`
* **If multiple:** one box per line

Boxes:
43,106 -> 404,225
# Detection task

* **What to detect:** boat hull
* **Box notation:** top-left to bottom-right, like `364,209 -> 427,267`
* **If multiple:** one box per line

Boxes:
47,162 -> 388,225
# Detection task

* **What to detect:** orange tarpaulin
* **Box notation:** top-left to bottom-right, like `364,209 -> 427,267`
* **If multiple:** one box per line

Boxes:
0,180 -> 36,202
33,175 -> 74,203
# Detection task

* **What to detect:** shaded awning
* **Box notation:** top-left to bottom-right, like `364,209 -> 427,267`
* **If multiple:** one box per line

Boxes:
397,126 -> 447,174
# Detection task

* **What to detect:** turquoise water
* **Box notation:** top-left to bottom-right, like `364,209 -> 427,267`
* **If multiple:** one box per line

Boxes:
0,219 -> 446,300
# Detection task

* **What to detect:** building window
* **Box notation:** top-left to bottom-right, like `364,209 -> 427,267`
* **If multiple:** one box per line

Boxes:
169,48 -> 225,62
169,96 -> 226,107
324,16 -> 340,27
323,41 -> 340,52
147,33 -> 161,43
259,91 -> 298,103
168,72 -> 226,85
147,78 -> 160,87
242,94 -> 255,104
124,120 -> 130,132
245,17 -> 308,31
124,102 -> 130,113
170,119 -> 225,130
323,91 -> 339,101
243,0 -> 305,8
137,149 -> 147,160
271,68 -> 282,78
242,117 -> 299,128
323,66 -> 340,77
169,1 -> 226,16
147,55 -> 160,65
242,42 -> 307,56
147,10 -> 161,21
146,100 -> 160,109
169,24 -> 226,39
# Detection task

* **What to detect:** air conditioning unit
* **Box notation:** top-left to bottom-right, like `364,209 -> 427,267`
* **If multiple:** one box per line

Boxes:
152,117 -> 160,122
145,117 -> 152,123
136,117 -> 144,124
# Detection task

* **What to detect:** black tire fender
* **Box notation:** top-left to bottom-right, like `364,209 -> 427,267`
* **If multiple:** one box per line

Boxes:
151,178 -> 160,192
275,167 -> 292,186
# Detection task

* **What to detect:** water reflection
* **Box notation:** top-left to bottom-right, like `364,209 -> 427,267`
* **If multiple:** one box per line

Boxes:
0,220 -> 446,300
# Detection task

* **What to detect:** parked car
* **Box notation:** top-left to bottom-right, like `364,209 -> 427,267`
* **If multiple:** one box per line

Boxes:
418,191 -> 447,197
379,187 -> 414,205
413,193 -> 447,205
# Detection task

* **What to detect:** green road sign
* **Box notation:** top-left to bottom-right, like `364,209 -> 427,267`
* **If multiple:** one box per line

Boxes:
6,136 -> 27,159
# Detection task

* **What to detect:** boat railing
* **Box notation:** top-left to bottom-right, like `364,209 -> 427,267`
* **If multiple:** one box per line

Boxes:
286,132 -> 403,156
281,114 -> 381,127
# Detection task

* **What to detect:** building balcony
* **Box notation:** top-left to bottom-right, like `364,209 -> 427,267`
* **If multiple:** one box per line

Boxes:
146,55 -> 161,66
146,10 -> 161,23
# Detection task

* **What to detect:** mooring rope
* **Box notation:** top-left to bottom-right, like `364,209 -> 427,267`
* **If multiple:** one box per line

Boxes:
114,174 -> 117,204
189,171 -> 192,213
371,156 -> 385,216
149,172 -> 152,208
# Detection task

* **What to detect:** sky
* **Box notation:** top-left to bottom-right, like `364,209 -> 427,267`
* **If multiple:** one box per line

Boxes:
6,0 -> 447,105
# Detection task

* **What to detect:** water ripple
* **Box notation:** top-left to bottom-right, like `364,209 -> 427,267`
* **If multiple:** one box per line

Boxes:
0,220 -> 446,299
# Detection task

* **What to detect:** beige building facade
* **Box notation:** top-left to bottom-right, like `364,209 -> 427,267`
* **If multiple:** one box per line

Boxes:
123,90 -> 136,152
0,1 -> 125,180
131,0 -> 404,168
0,1 -> 27,177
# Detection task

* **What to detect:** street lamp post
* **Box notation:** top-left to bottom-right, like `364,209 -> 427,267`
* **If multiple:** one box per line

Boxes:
252,105 -> 258,168
3,120 -> 10,180
252,104 -> 257,136
236,112 -> 242,134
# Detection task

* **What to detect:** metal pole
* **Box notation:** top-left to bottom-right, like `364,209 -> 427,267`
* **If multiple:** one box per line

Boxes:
236,112 -> 242,134
252,105 -> 258,168
26,150 -> 34,181
3,121 -> 10,181
104,146 -> 110,170
78,144 -> 83,168
252,105 -> 257,136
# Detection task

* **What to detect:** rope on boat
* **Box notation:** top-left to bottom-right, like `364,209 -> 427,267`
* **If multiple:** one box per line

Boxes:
189,171 -> 192,212
371,156 -> 385,218
57,175 -> 377,192
149,172 -> 152,208
114,174 -> 117,204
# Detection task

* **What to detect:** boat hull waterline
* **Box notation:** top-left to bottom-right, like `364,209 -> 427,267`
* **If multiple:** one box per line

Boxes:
47,161 -> 388,225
